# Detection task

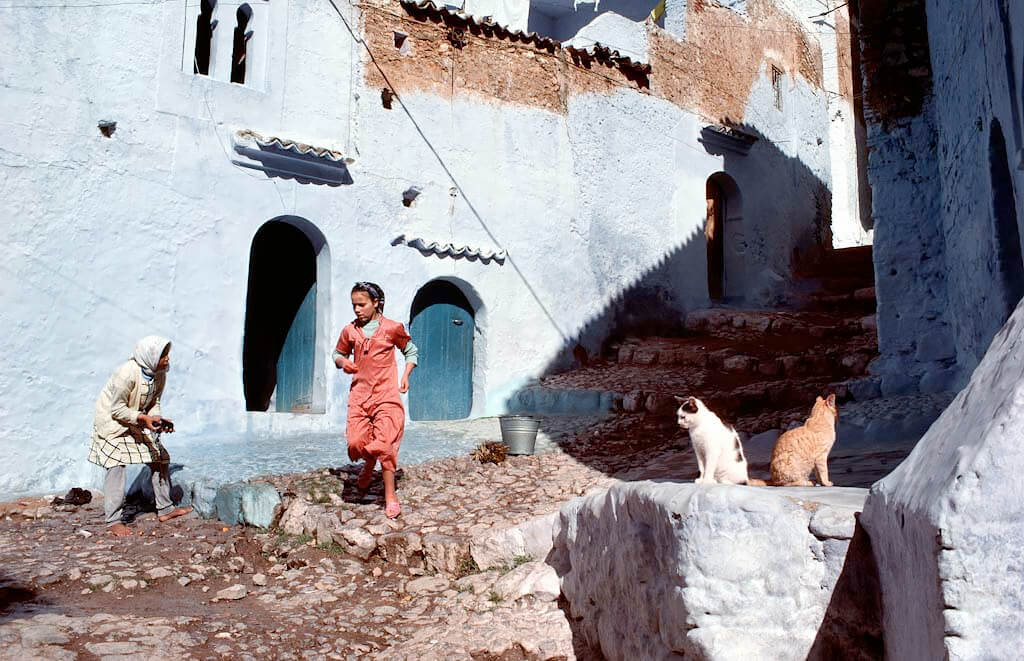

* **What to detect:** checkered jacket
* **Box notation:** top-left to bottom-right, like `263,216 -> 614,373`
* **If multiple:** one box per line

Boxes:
87,361 -> 167,469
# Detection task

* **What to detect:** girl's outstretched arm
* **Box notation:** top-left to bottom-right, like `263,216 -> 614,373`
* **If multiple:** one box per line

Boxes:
400,361 -> 415,393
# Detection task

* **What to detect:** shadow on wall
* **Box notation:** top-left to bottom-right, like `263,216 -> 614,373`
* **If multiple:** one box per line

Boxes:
501,122 -> 834,477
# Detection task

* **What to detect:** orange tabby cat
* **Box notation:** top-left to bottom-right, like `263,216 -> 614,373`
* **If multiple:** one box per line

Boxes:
769,394 -> 838,486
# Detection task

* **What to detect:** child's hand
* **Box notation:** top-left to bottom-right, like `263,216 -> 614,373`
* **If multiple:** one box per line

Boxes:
399,376 -> 410,393
336,357 -> 358,374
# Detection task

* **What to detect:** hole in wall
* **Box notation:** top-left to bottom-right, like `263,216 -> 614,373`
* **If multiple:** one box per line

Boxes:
98,120 -> 117,138
402,186 -> 422,207
381,87 -> 394,109
393,31 -> 411,55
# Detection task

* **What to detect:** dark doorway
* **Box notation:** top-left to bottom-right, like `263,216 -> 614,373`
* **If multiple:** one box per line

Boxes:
243,220 -> 317,412
706,178 -> 726,301
408,281 -> 474,420
990,119 -> 1024,320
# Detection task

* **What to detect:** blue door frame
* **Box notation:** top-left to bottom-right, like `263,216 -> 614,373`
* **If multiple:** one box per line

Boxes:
409,281 -> 474,420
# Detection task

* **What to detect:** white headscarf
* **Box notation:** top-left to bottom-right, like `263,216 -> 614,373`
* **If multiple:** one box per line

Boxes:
132,335 -> 172,380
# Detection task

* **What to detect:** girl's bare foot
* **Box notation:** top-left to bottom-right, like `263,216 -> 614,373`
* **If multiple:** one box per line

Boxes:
157,506 -> 193,522
108,523 -> 131,537
385,501 -> 401,519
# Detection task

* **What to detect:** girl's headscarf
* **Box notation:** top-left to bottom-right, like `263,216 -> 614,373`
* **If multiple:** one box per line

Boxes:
132,336 -> 172,380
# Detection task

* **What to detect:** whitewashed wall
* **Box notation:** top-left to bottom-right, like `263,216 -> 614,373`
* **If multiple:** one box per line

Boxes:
866,0 -> 1024,396
0,0 -> 837,497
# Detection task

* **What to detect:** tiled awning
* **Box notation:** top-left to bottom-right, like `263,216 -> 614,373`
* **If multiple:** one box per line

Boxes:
392,233 -> 507,265
231,130 -> 354,186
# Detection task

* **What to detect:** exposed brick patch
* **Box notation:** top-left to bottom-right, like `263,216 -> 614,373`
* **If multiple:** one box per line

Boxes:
857,0 -> 933,124
360,0 -> 824,120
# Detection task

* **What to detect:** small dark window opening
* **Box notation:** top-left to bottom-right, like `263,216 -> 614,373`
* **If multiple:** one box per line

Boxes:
394,31 -> 412,56
381,87 -> 395,109
231,4 -> 254,84
771,65 -> 783,110
194,0 -> 217,75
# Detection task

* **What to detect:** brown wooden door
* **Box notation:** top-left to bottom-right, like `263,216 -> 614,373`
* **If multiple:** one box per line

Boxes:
706,180 -> 725,300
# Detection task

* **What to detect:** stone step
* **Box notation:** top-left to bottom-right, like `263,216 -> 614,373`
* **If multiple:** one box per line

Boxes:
615,342 -> 876,376
682,308 -> 867,337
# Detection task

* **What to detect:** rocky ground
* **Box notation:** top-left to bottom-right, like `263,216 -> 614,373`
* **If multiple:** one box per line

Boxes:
0,392 -> 954,660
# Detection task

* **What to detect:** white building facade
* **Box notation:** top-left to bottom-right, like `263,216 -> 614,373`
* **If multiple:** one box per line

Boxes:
0,0 -> 862,496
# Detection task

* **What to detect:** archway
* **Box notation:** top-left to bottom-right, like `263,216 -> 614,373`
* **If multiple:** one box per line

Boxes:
705,173 -> 743,301
408,280 -> 475,420
243,217 -> 329,413
990,120 -> 1024,320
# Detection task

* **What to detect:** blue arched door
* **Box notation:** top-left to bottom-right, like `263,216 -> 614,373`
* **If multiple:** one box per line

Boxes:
409,281 -> 474,420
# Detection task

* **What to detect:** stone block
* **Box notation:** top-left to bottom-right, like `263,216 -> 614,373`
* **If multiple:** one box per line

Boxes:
422,533 -> 466,575
846,376 -> 882,401
470,512 -> 558,570
622,391 -> 646,413
239,482 -> 281,529
378,531 -> 423,567
278,499 -> 310,535
723,355 -> 757,372
213,483 -> 243,526
644,393 -> 676,414
186,479 -> 219,519
553,482 -> 877,660
337,526 -> 377,560
861,303 -> 1024,660
493,561 -> 560,602
314,513 -> 340,545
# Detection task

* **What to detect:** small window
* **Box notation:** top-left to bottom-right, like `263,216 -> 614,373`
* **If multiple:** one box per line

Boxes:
231,4 -> 254,84
771,65 -> 783,110
194,0 -> 217,75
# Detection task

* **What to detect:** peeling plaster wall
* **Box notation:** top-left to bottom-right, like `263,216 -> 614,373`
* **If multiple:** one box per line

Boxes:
859,0 -> 1024,395
0,0 -> 840,496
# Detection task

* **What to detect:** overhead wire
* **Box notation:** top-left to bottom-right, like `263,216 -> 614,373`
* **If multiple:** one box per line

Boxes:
325,0 -> 570,342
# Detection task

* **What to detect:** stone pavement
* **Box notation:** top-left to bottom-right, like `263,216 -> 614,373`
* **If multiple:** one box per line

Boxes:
0,397 -> 949,660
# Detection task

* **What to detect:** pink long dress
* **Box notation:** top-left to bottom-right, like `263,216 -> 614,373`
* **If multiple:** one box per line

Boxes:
335,316 -> 412,472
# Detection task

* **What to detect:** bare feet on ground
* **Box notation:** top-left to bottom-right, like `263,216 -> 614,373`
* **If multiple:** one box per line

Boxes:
157,506 -> 193,522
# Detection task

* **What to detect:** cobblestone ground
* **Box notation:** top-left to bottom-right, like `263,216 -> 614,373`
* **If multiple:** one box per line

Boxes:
0,396 -> 951,660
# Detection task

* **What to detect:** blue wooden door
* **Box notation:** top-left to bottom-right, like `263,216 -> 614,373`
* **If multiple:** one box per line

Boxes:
276,283 -> 316,413
409,281 -> 473,420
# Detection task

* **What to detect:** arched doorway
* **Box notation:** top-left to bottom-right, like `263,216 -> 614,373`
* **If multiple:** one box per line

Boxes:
990,120 -> 1024,320
243,218 -> 328,413
408,280 -> 474,420
705,173 -> 743,301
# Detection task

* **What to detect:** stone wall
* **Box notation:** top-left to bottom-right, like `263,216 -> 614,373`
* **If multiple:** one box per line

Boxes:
547,482 -> 881,660
862,298 -> 1024,660
860,0 -> 1024,394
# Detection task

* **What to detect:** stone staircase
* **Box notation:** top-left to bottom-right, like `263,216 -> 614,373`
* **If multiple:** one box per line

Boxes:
515,246 -> 879,434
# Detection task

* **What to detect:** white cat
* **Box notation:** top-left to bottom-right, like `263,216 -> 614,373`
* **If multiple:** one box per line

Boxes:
675,396 -> 754,485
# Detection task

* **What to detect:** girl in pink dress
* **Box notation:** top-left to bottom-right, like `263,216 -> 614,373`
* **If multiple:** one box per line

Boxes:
334,282 -> 417,518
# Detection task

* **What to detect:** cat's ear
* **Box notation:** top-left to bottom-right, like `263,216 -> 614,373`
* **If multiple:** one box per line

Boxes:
815,396 -> 823,404
826,393 -> 836,406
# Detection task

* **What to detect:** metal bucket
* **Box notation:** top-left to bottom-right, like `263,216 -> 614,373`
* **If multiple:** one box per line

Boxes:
499,415 -> 540,455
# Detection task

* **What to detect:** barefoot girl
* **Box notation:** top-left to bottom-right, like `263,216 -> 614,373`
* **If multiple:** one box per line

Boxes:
334,282 -> 418,518
88,336 -> 192,536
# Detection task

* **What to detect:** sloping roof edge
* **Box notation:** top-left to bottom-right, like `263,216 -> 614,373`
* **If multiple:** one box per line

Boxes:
399,0 -> 651,75
392,233 -> 507,264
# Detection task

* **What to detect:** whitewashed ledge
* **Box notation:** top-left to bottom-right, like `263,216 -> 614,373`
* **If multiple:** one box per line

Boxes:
472,482 -> 881,661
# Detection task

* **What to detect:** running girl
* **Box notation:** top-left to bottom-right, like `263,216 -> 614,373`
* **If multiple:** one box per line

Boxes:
334,282 -> 418,518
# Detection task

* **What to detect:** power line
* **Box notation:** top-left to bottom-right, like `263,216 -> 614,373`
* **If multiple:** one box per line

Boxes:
325,0 -> 570,342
